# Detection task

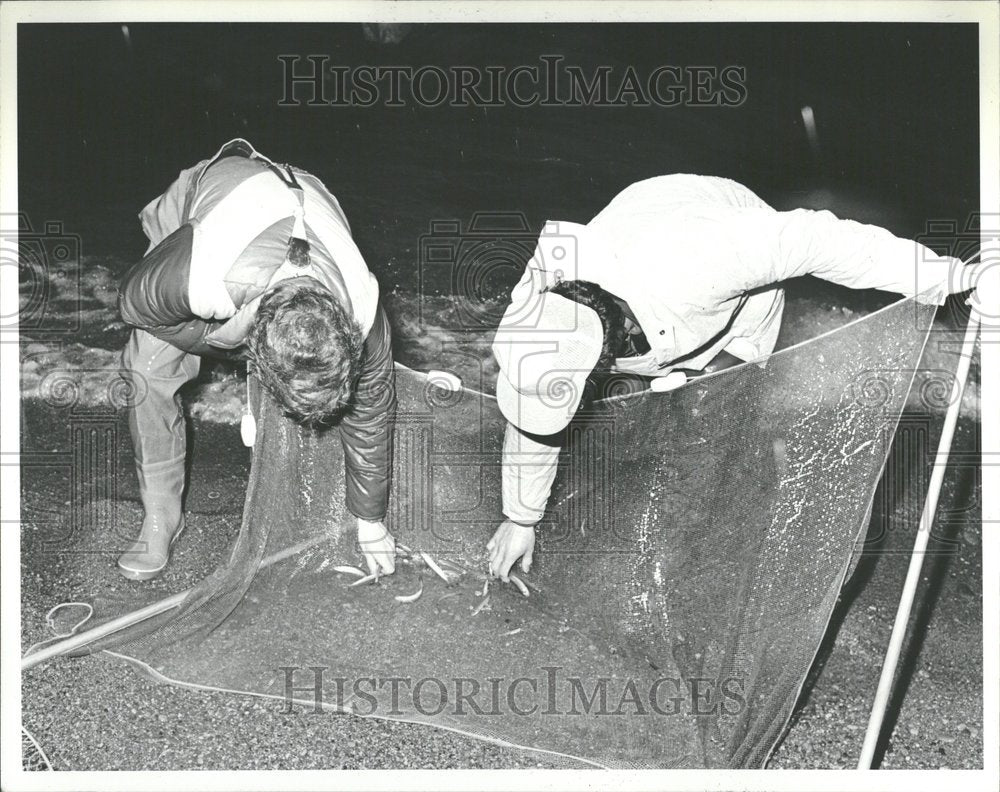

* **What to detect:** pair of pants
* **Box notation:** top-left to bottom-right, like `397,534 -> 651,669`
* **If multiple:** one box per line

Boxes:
120,329 -> 202,482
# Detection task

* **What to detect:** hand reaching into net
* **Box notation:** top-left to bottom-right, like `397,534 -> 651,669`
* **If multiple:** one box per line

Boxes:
357,518 -> 396,577
487,520 -> 535,581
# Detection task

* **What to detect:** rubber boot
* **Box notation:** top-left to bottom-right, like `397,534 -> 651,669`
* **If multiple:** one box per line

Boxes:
117,459 -> 186,581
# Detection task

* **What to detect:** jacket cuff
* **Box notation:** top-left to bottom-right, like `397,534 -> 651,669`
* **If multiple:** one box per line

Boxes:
348,508 -> 387,523
503,510 -> 543,527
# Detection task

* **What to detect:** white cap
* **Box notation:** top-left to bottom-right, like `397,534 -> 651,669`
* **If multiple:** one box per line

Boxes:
492,289 -> 604,435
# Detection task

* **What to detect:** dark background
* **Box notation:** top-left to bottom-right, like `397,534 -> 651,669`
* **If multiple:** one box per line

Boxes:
18,23 -> 979,297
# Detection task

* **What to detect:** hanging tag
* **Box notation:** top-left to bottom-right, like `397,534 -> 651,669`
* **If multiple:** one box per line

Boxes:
242,367 -> 256,447
650,371 -> 687,393
427,370 -> 463,392
241,413 -> 257,447
285,168 -> 311,268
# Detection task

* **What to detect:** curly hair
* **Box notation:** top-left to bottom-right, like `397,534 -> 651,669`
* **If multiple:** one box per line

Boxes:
245,277 -> 364,425
545,279 -> 627,373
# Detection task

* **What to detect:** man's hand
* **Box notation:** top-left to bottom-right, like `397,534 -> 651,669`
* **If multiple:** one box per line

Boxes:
916,254 -> 965,305
967,258 -> 999,319
487,520 -> 535,581
357,518 -> 396,577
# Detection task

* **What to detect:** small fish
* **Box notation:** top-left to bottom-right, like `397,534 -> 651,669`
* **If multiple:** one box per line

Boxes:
332,565 -> 366,578
478,578 -> 489,597
395,542 -> 414,556
419,551 -> 452,584
436,558 -> 465,574
394,581 -> 423,603
350,573 -> 378,587
505,627 -> 523,636
508,574 -> 530,598
437,590 -> 462,603
471,596 -> 491,616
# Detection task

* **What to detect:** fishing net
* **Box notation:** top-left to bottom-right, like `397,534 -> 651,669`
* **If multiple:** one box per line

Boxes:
21,727 -> 53,771
80,296 -> 943,768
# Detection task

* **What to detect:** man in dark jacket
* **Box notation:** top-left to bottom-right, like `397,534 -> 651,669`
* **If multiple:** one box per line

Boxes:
116,139 -> 396,581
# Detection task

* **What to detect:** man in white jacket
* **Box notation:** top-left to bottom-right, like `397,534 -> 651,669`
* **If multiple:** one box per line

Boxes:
488,174 -> 963,580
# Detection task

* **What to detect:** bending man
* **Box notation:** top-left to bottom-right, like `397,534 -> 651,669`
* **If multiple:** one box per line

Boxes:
488,174 -> 963,579
117,139 -> 396,580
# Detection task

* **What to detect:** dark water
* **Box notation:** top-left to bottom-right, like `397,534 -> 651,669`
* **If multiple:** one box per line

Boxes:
18,22 -> 979,302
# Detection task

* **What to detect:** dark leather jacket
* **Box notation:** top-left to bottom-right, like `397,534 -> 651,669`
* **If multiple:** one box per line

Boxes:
118,139 -> 394,521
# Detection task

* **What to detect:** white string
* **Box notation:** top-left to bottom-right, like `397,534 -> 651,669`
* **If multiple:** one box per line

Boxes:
22,602 -> 94,658
241,363 -> 257,447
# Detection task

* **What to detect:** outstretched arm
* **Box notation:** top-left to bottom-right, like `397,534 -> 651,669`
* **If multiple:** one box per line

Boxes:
501,420 -> 561,525
340,306 -> 396,521
339,306 -> 397,576
768,207 -> 959,303
489,421 -> 562,580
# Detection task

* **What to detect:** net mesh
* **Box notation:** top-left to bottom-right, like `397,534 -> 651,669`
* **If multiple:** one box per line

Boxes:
21,727 -> 53,771
84,296 -> 940,768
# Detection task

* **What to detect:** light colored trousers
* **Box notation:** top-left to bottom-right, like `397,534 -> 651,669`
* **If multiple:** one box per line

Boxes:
120,329 -> 201,492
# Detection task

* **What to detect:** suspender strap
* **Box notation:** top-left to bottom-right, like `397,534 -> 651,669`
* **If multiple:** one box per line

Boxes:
199,139 -> 313,268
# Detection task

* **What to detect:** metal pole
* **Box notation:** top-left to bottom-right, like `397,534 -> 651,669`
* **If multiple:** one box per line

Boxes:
857,312 -> 980,768
21,536 -> 325,671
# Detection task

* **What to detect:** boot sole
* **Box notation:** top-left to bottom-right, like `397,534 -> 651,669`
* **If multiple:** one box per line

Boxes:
117,518 -> 186,581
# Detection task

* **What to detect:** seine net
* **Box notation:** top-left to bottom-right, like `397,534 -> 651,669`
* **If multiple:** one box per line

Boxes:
84,296 -> 941,768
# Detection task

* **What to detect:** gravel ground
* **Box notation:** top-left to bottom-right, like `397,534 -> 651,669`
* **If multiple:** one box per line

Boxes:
23,658 -> 558,770
19,412 -> 563,771
19,392 -> 982,772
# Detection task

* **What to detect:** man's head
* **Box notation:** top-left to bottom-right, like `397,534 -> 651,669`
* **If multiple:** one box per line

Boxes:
545,280 -> 627,375
492,279 -> 627,435
246,276 -> 364,425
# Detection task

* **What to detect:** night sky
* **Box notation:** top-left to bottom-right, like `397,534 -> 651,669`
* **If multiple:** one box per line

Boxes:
17,23 -> 980,294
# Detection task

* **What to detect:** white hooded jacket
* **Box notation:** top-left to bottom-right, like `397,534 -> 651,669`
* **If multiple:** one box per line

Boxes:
501,174 -> 956,525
